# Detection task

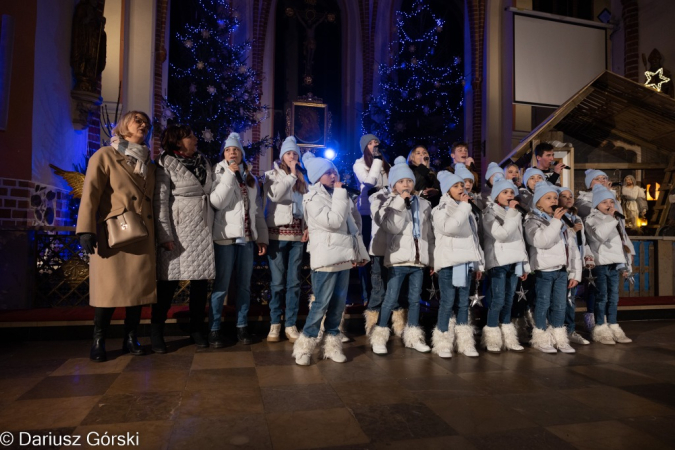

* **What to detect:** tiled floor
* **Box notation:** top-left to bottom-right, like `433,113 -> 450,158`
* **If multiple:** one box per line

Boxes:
1,320 -> 674,449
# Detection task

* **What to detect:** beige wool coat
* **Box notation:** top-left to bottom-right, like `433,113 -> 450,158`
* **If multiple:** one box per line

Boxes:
76,146 -> 157,307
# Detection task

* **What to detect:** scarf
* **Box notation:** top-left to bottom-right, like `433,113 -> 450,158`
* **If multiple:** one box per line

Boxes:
174,151 -> 207,186
112,136 -> 150,179
411,195 -> 421,239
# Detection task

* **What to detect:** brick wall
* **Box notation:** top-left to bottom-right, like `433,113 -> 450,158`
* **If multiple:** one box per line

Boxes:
0,177 -> 71,229
622,0 -> 639,82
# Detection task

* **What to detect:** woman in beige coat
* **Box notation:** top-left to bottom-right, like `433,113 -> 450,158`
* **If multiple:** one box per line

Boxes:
77,110 -> 157,362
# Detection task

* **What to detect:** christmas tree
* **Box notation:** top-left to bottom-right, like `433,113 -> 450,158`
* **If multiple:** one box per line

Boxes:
361,0 -> 463,166
159,0 -> 270,163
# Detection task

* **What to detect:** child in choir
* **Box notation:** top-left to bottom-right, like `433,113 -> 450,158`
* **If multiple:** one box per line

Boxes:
455,163 -> 484,210
504,162 -> 522,188
519,168 -> 546,209
584,184 -> 635,345
369,157 -> 434,355
481,175 -> 529,352
431,171 -> 485,358
292,152 -> 370,366
557,186 -> 589,346
484,162 -> 503,193
524,182 -> 576,354
263,136 -> 308,343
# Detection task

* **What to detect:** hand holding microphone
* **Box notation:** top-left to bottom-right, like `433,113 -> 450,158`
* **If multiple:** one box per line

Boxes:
509,199 -> 528,216
229,160 -> 244,184
402,190 -> 412,209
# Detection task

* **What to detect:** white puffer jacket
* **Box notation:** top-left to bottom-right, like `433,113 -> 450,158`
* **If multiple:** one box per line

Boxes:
303,184 -> 369,270
368,187 -> 390,256
523,213 -> 566,271
482,201 -> 530,272
563,213 -> 592,282
210,161 -> 269,244
353,157 -> 388,215
263,162 -> 302,228
376,194 -> 434,267
431,195 -> 484,272
377,194 -> 434,267
584,209 -> 634,271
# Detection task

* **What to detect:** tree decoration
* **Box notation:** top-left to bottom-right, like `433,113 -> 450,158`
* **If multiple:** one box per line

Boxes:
157,0 -> 271,163
361,0 -> 462,164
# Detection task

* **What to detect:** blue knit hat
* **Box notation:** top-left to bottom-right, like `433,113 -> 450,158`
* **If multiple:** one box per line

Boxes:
360,134 -> 379,154
280,136 -> 301,159
557,186 -> 572,196
592,184 -> 616,209
585,169 -> 608,189
532,181 -> 559,210
388,156 -> 415,189
491,174 -> 518,200
438,170 -> 465,195
302,151 -> 337,184
485,162 -> 503,184
222,132 -> 245,158
523,167 -> 546,187
454,163 -> 474,182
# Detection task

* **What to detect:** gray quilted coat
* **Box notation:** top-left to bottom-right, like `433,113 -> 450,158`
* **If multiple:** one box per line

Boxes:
154,152 -> 216,281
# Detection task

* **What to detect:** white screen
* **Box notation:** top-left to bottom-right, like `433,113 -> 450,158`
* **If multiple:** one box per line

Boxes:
514,14 -> 606,106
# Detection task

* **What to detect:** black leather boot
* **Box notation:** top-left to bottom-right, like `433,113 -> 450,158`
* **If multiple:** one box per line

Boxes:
150,323 -> 167,353
208,330 -> 225,348
90,307 -> 114,362
237,326 -> 253,345
191,331 -> 209,348
122,306 -> 145,356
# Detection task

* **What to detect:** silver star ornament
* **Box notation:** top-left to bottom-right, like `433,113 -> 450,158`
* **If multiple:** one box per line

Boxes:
470,281 -> 485,308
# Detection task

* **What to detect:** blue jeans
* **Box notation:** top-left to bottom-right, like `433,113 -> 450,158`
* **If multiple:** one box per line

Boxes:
565,286 -> 578,333
267,240 -> 303,327
302,270 -> 350,338
486,264 -> 518,327
533,268 -> 568,330
366,255 -> 388,312
358,215 -> 372,303
377,266 -> 423,327
209,242 -> 255,329
592,264 -> 620,325
437,266 -> 470,330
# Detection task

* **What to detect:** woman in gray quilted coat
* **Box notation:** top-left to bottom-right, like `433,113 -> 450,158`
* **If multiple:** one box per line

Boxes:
151,124 -> 216,352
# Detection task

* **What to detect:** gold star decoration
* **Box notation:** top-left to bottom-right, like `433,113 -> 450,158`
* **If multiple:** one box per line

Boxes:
645,68 -> 671,92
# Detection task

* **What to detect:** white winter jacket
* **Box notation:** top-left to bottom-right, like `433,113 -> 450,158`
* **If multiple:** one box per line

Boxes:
576,189 -> 623,219
482,201 -> 530,272
431,195 -> 484,272
303,184 -> 369,270
368,187 -> 390,256
523,212 -> 567,272
263,162 -> 303,228
210,161 -> 269,244
353,157 -> 388,215
584,208 -> 634,272
377,194 -> 434,267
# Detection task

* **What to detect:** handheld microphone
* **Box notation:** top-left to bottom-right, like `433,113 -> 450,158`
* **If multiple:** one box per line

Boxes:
423,156 -> 430,162
550,161 -> 571,170
467,199 -> 482,215
614,211 -> 626,220
296,165 -> 308,177
229,160 -> 244,184
343,185 -> 362,198
555,207 -> 575,229
514,204 -> 528,215
403,190 -> 411,209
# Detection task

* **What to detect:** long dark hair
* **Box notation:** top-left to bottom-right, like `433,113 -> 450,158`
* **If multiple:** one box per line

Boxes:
363,148 -> 391,175
278,160 -> 308,194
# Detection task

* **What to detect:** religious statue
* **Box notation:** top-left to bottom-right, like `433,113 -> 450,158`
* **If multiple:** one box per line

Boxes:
71,0 -> 107,93
621,175 -> 647,229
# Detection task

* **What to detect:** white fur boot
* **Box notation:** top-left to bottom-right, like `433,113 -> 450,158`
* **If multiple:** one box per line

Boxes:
593,323 -> 616,345
455,324 -> 479,357
369,326 -> 391,355
501,323 -> 525,352
363,310 -> 379,337
481,326 -> 502,353
609,323 -> 632,343
530,327 -> 556,353
292,334 -> 317,366
391,309 -> 407,338
403,325 -> 431,353
323,334 -> 347,363
551,326 -> 576,354
431,327 -> 453,358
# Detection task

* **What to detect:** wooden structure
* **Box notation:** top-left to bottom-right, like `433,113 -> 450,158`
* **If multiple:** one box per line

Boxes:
502,70 -> 675,235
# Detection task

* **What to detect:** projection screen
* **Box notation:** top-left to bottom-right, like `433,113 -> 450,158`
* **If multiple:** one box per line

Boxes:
514,14 -> 607,106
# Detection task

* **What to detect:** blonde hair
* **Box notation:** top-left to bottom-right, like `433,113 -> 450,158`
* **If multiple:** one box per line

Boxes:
112,111 -> 151,141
